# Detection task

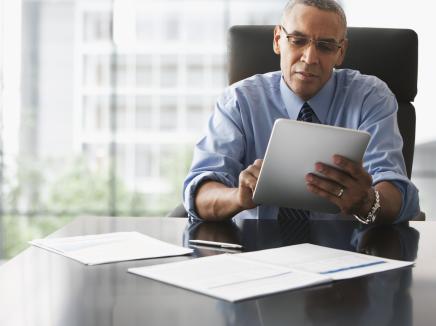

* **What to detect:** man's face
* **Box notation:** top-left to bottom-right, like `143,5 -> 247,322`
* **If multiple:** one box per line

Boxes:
273,4 -> 347,101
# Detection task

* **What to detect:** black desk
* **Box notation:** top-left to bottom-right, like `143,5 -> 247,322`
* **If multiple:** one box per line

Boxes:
0,216 -> 434,326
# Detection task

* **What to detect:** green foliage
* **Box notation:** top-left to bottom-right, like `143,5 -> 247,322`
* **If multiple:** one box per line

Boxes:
3,157 -> 47,213
155,145 -> 193,215
2,148 -> 194,217
45,157 -> 150,215
1,214 -> 74,259
0,147 -> 195,260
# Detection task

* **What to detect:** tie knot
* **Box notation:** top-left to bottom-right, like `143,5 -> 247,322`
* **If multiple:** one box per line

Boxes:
297,102 -> 315,122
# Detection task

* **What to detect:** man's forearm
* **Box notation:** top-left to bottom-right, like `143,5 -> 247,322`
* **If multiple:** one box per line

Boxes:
194,181 -> 244,221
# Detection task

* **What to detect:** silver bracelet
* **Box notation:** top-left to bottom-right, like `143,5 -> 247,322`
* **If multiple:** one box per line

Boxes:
353,189 -> 380,224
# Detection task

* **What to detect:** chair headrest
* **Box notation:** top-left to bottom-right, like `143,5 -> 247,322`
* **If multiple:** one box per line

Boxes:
228,26 -> 417,101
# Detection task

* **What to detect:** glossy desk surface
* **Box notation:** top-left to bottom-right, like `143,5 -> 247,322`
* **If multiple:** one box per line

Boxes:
0,216 -> 435,326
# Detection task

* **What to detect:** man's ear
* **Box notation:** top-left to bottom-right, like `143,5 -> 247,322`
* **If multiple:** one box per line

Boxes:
273,25 -> 282,55
335,38 -> 348,66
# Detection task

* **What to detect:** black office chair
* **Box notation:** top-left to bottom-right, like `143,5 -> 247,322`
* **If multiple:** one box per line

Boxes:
166,203 -> 188,217
168,25 -> 422,219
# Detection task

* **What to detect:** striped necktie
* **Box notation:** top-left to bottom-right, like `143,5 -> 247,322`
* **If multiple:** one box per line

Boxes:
277,207 -> 310,245
277,102 -> 315,244
297,102 -> 315,122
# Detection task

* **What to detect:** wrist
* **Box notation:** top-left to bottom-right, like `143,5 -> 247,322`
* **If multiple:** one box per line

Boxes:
235,187 -> 257,211
358,188 -> 376,217
233,188 -> 246,212
353,188 -> 381,224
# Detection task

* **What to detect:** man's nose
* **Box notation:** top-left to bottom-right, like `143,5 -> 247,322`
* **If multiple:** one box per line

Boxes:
300,41 -> 320,65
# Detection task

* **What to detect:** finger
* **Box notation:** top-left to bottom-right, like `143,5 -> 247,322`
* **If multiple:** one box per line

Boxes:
307,182 -> 358,215
306,182 -> 341,207
245,163 -> 262,179
239,170 -> 258,192
305,173 -> 343,197
253,159 -> 263,168
334,155 -> 373,186
314,162 -> 355,187
333,155 -> 368,179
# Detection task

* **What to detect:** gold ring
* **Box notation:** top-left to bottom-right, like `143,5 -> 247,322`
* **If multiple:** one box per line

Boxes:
337,188 -> 344,198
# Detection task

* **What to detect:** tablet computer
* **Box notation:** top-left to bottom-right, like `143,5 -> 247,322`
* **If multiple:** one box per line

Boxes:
252,119 -> 371,213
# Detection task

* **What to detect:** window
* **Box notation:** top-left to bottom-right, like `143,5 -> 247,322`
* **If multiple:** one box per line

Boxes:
82,96 -> 110,132
186,56 -> 205,87
186,96 -> 207,131
135,96 -> 153,131
160,55 -> 178,88
135,144 -> 153,179
136,55 -> 153,87
136,13 -> 154,43
83,11 -> 112,43
159,96 -> 178,131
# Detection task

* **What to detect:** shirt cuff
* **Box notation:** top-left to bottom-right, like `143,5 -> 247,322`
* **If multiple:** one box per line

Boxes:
372,171 -> 420,223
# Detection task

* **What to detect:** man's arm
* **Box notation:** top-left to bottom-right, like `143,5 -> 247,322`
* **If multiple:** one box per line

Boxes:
305,155 -> 402,224
373,181 -> 402,223
194,159 -> 263,221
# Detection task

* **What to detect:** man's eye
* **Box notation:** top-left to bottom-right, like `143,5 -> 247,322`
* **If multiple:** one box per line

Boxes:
290,37 -> 308,46
317,42 -> 337,52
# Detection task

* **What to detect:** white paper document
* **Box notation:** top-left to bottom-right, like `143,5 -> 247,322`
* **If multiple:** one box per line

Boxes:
30,232 -> 193,265
241,243 -> 413,280
128,243 -> 413,302
129,254 -> 330,302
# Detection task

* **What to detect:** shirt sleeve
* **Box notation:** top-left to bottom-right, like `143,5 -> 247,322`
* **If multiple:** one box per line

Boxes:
183,89 -> 247,220
358,83 -> 420,222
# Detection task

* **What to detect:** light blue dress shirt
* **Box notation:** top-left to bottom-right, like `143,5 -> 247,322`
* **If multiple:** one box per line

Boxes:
183,69 -> 420,222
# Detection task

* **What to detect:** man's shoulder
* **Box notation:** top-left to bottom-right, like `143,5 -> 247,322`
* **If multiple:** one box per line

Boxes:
228,71 -> 281,92
335,69 -> 393,97
219,71 -> 281,105
234,70 -> 281,85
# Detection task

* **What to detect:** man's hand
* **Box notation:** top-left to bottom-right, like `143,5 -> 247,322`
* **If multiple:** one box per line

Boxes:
304,155 -> 374,217
195,159 -> 263,221
236,159 -> 263,210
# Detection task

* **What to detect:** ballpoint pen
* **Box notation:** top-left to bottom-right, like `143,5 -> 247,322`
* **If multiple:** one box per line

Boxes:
188,239 -> 243,249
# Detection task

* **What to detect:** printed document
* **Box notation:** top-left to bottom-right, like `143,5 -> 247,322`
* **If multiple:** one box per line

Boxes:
129,253 -> 329,302
30,232 -> 193,265
240,243 -> 413,280
129,243 -> 413,302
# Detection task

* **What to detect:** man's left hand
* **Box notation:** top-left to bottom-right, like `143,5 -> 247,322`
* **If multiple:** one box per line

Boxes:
305,154 -> 374,216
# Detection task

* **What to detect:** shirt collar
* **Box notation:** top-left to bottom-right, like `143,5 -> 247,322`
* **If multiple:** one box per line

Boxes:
279,72 -> 336,123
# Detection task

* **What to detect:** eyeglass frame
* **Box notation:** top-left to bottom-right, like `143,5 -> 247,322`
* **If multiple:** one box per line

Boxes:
280,25 -> 345,54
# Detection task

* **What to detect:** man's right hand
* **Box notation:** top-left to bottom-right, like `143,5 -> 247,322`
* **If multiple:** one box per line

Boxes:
236,159 -> 263,210
194,159 -> 263,221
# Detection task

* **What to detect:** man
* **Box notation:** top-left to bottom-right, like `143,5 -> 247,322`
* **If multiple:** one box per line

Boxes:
183,0 -> 420,223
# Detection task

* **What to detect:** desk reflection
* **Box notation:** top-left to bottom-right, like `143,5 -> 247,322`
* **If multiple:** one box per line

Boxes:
185,215 -> 419,259
184,221 -> 242,257
304,223 -> 419,326
185,217 -> 420,326
352,223 -> 419,261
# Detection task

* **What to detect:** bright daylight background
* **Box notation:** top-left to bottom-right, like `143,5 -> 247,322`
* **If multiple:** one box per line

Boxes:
0,0 -> 434,263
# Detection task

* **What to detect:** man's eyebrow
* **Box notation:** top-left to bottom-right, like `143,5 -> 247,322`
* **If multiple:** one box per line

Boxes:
289,30 -> 339,43
317,37 -> 339,43
289,30 -> 307,37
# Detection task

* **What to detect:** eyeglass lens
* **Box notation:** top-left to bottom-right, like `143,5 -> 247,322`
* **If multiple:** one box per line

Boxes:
281,26 -> 341,54
288,36 -> 340,53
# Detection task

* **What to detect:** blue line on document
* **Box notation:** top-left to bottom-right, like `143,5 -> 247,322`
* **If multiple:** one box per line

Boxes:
319,260 -> 386,274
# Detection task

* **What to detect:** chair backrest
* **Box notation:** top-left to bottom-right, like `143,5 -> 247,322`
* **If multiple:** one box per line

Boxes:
228,25 -> 418,179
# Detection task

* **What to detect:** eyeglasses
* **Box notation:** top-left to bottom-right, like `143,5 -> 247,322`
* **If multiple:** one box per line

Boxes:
280,25 -> 344,54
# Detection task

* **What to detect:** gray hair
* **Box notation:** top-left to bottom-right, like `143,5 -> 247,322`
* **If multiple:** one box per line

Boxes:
281,0 -> 347,36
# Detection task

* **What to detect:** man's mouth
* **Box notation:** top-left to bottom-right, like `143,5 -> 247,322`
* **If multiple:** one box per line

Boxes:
296,71 -> 318,78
